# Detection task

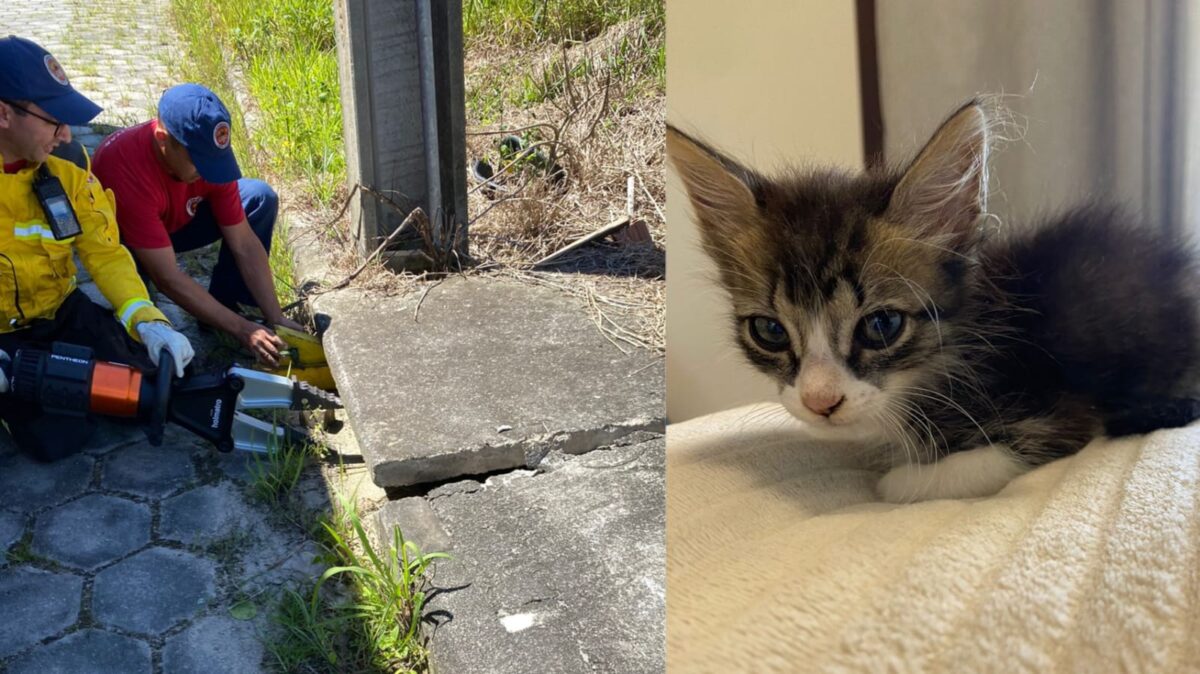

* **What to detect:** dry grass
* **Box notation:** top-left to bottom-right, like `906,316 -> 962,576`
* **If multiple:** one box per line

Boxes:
293,18 -> 665,354
465,19 -> 665,352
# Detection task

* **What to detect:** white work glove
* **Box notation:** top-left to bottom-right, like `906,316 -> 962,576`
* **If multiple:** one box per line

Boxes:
136,321 -> 195,378
0,349 -> 9,393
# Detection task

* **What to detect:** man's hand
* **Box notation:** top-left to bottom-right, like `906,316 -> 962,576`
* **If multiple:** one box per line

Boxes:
237,319 -> 287,367
136,321 -> 195,377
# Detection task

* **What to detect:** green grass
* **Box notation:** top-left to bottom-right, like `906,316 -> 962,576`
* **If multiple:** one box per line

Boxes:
248,437 -> 317,504
267,492 -> 449,673
464,0 -> 664,125
169,0 -> 344,305
5,532 -> 37,565
270,212 -> 298,304
245,408 -> 326,504
464,0 -> 663,45
245,48 -> 345,205
168,0 -> 345,210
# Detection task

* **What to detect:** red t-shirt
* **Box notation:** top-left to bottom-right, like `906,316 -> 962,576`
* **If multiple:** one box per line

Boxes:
92,120 -> 245,249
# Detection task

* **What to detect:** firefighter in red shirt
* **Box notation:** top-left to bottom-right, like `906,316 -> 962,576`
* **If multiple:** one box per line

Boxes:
93,84 -> 304,367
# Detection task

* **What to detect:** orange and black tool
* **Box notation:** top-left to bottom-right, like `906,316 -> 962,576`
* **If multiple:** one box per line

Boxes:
4,341 -> 341,452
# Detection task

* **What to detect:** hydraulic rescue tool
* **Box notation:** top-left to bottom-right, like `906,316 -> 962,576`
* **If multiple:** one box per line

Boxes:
2,341 -> 342,453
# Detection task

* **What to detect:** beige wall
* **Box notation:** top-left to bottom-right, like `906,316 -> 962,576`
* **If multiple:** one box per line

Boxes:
666,2 -> 865,421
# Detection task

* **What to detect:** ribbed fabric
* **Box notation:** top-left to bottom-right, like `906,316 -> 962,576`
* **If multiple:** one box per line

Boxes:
668,404 -> 1200,673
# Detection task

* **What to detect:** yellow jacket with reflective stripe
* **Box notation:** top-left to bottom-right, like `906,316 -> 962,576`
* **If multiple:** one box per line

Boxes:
0,150 -> 166,336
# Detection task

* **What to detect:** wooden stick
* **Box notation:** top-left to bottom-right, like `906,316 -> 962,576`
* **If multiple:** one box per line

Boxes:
531,215 -> 630,268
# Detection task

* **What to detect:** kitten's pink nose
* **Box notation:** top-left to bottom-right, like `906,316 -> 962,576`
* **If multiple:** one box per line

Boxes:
802,392 -> 845,417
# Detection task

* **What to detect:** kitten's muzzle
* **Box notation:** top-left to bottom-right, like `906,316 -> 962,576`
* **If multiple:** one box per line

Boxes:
803,392 -> 845,418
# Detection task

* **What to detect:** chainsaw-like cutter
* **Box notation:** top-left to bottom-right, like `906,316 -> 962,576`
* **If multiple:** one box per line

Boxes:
3,341 -> 342,453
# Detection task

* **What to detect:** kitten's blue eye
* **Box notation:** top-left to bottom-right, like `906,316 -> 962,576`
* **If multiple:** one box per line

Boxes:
748,316 -> 790,351
857,310 -> 905,349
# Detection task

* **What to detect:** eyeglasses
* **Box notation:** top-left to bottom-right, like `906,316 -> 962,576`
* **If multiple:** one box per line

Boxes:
1,99 -> 64,136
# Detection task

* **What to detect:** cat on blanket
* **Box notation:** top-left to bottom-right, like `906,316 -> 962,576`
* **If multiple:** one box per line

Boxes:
667,100 -> 1200,503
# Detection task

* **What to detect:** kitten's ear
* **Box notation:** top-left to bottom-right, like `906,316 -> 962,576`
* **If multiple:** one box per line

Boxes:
886,102 -> 990,242
667,126 -> 763,248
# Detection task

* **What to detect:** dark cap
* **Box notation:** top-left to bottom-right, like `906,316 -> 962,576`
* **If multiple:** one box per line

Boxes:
0,36 -> 102,125
158,83 -> 241,183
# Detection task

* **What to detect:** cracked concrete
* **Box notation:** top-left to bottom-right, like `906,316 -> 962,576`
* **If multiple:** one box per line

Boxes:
375,435 -> 666,673
289,198 -> 668,672
316,277 -> 664,488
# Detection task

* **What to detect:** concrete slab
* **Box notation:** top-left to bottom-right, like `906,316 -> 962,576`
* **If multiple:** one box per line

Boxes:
162,615 -> 265,674
6,629 -> 152,674
0,567 -> 83,658
318,278 -> 664,487
0,454 -> 94,514
33,494 -> 150,570
375,435 -> 665,674
92,547 -> 216,635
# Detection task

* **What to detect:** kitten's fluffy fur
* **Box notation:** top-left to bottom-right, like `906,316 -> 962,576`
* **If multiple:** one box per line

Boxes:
669,101 -> 1200,502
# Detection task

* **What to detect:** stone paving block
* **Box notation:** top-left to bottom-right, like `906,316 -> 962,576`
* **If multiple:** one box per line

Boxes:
100,443 -> 196,498
0,454 -> 94,514
214,450 -> 259,483
83,420 -> 150,456
319,278 -> 665,487
6,628 -> 152,674
379,437 -> 666,674
235,534 -> 324,595
162,615 -> 265,674
0,511 -> 25,553
0,567 -> 84,658
93,547 -> 216,635
1,2 -> 177,129
33,494 -> 150,570
160,483 -> 263,547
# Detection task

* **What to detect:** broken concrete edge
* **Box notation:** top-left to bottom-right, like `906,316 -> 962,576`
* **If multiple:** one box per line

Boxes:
371,498 -> 452,559
367,417 -> 666,488
367,432 -> 665,560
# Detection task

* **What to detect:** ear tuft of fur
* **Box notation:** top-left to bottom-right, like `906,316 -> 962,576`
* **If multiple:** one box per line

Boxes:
666,126 -> 761,228
885,99 -> 1005,244
667,125 -> 773,293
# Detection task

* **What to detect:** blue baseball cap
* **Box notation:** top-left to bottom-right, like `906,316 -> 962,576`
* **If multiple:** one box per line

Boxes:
158,83 -> 241,183
0,36 -> 102,125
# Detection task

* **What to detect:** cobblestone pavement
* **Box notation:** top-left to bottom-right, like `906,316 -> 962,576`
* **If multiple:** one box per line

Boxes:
2,0 -> 179,126
0,426 -> 329,672
1,4 -> 330,672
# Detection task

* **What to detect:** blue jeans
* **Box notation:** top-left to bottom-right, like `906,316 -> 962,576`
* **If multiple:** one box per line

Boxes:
169,178 -> 278,312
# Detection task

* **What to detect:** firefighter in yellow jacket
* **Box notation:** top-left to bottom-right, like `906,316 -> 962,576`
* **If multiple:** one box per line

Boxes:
0,35 -> 194,460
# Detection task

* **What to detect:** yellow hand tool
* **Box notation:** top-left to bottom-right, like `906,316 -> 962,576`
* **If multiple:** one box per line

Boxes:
260,325 -> 337,392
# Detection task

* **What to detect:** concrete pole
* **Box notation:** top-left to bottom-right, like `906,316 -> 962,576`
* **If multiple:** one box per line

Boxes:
333,0 -> 468,269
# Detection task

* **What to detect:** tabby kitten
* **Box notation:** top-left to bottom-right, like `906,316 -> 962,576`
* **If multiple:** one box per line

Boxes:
668,101 -> 1200,503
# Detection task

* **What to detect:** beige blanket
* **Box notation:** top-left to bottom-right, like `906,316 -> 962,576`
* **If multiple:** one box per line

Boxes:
668,404 -> 1200,673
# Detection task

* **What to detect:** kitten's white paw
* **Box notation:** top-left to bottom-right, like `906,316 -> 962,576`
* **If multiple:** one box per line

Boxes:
877,444 -> 1028,503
